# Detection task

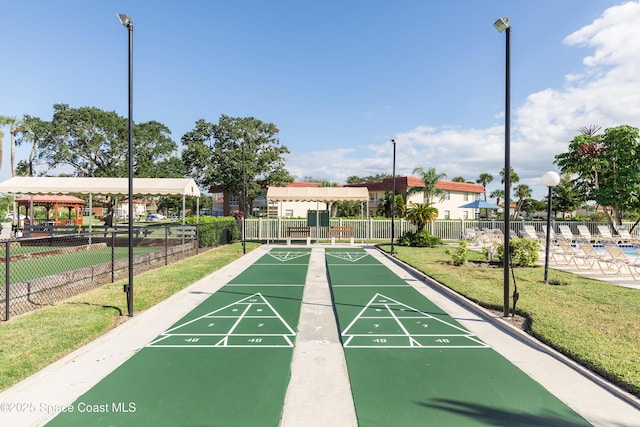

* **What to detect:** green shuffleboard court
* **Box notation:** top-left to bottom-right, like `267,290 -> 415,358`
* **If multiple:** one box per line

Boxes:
325,248 -> 590,426
47,248 -> 310,427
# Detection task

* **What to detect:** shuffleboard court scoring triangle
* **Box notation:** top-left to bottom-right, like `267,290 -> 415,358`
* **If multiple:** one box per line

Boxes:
341,293 -> 489,349
267,250 -> 311,262
326,251 -> 370,262
146,292 -> 296,348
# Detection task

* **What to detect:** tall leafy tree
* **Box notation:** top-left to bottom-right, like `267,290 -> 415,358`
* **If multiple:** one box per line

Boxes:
133,120 -> 181,178
521,198 -> 546,217
40,104 -> 127,177
408,166 -> 446,204
346,173 -> 392,184
476,173 -> 494,201
181,115 -> 293,213
15,160 -> 30,177
555,124 -> 640,227
17,115 -> 50,176
40,104 -> 178,178
552,174 -> 584,218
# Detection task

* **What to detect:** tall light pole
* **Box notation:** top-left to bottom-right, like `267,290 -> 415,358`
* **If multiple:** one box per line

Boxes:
117,13 -> 134,317
494,17 -> 511,317
542,171 -> 560,284
391,139 -> 396,256
242,140 -> 247,255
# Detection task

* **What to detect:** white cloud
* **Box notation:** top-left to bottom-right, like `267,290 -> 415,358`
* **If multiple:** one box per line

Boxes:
513,0 -> 640,190
285,1 -> 640,198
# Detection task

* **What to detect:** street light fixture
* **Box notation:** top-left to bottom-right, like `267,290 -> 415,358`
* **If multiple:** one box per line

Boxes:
494,17 -> 510,33
542,171 -> 561,284
494,16 -> 511,317
391,139 -> 396,256
117,13 -> 134,317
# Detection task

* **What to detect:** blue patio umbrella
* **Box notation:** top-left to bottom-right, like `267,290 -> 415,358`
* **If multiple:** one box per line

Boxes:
459,200 -> 501,209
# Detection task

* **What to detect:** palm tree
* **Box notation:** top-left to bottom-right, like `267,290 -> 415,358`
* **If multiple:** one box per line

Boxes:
499,167 -> 519,192
490,189 -> 505,206
405,202 -> 438,232
513,184 -> 532,219
377,191 -> 404,218
408,166 -> 446,204
499,167 -> 519,219
0,115 -> 25,176
476,173 -> 494,201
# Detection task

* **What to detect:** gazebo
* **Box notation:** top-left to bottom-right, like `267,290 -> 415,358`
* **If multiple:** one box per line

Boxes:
16,195 -> 86,226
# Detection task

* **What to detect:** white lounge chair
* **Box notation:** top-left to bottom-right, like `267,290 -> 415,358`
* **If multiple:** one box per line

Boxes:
521,224 -> 539,240
577,225 -> 599,243
614,226 -> 637,244
552,240 -> 578,265
575,241 -> 605,270
599,244 -> 640,278
462,228 -> 477,241
597,225 -> 617,243
558,225 -> 577,242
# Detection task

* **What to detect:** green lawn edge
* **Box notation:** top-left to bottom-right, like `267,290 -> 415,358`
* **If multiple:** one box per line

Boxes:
380,244 -> 640,398
0,242 -> 260,392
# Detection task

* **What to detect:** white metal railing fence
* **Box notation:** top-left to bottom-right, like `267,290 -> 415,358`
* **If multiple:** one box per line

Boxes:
241,218 -> 640,242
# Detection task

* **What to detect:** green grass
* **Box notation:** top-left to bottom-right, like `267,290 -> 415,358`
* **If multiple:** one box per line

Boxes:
0,242 -> 259,392
381,244 -> 640,397
0,245 -> 59,256
1,247 -> 158,285
2,241 -> 638,399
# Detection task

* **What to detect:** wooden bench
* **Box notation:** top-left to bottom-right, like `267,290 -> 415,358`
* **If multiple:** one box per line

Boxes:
328,226 -> 355,245
287,226 -> 311,245
168,226 -> 197,239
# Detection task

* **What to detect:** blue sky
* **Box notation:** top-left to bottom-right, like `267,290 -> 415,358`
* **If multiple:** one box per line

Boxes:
1,0 -> 637,199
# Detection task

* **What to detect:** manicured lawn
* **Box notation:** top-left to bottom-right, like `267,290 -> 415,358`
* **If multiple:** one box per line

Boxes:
0,242 -> 258,392
1,247 -> 158,285
381,244 -> 640,398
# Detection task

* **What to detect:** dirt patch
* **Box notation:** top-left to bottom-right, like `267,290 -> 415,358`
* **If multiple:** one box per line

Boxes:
465,260 -> 503,268
486,308 -> 531,332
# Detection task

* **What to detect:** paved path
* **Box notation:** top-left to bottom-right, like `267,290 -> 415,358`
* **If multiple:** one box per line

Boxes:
0,245 -> 639,426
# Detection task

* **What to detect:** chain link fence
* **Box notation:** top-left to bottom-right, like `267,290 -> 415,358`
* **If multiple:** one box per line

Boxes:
1,220 -> 237,321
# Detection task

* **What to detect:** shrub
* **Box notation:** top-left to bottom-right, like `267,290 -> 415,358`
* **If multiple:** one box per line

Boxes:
444,241 -> 468,266
495,238 -> 540,267
185,216 -> 239,247
397,230 -> 441,247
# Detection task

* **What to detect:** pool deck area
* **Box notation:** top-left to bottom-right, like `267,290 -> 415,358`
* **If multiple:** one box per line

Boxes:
542,250 -> 640,290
